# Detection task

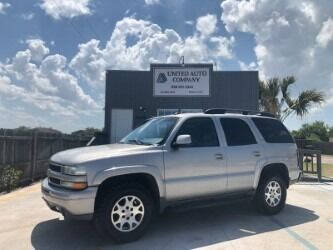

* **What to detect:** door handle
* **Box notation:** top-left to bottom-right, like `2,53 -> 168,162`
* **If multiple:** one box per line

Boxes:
215,153 -> 224,160
253,151 -> 261,157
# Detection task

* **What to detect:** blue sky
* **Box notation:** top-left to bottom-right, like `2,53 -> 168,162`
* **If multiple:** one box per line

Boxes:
0,0 -> 332,133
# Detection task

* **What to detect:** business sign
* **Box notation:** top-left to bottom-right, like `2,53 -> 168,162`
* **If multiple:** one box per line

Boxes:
153,66 -> 210,96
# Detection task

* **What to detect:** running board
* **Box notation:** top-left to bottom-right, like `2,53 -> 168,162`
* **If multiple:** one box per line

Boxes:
164,191 -> 255,213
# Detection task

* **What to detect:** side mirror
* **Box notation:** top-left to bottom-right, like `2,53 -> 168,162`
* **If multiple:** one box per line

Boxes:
173,134 -> 192,147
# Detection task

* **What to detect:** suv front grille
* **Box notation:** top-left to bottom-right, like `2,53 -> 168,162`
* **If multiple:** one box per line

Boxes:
49,163 -> 62,173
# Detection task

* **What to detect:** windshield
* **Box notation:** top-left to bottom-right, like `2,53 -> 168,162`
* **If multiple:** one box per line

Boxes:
120,117 -> 178,145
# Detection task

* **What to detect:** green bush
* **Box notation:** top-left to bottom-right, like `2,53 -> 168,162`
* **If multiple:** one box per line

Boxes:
0,165 -> 23,193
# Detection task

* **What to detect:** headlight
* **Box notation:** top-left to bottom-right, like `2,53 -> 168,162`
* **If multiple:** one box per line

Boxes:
62,166 -> 86,176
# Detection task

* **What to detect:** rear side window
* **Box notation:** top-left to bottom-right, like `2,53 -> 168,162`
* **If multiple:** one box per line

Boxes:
220,118 -> 257,146
252,118 -> 294,143
176,117 -> 219,147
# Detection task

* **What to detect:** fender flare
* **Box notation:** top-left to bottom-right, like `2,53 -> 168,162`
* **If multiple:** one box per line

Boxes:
253,161 -> 289,189
92,165 -> 166,199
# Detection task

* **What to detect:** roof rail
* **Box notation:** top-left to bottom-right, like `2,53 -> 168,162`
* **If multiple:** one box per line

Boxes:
204,108 -> 275,118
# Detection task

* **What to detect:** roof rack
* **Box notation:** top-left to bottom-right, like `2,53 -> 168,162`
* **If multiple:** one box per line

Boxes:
204,108 -> 275,118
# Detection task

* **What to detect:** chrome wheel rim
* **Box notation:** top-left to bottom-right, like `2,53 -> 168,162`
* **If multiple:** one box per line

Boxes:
111,195 -> 145,232
264,181 -> 282,207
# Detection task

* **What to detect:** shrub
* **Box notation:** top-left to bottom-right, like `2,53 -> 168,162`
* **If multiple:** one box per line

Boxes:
0,165 -> 23,193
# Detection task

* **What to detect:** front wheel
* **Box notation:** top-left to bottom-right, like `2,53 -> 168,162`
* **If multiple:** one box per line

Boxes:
93,184 -> 154,243
254,175 -> 287,215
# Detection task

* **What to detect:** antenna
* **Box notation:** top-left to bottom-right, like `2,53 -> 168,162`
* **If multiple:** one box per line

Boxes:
179,56 -> 185,65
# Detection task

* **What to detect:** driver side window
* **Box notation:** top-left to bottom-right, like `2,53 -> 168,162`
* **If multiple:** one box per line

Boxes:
175,118 -> 219,147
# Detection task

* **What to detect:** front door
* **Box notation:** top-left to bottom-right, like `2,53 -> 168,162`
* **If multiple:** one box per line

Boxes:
164,117 -> 227,201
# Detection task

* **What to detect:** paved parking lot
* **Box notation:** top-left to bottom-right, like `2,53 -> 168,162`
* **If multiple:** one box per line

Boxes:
0,180 -> 333,250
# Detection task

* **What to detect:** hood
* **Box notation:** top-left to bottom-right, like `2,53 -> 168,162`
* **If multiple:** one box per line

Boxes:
50,143 -> 155,166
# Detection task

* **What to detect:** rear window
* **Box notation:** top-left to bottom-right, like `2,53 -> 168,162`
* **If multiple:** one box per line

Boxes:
252,118 -> 294,143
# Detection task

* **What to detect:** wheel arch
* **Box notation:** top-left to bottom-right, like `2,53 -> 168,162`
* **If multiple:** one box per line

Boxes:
254,163 -> 290,189
94,172 -> 162,213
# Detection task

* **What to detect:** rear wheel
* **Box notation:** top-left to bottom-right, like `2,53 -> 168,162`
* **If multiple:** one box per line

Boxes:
93,183 -> 154,243
255,175 -> 287,215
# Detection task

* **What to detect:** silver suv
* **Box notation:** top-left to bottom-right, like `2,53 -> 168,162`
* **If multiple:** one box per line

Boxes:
42,109 -> 301,242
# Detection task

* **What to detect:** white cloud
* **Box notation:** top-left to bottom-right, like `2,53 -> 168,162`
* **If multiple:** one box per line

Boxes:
300,2 -> 316,23
70,16 -> 235,87
185,20 -> 194,26
0,39 -> 99,123
1,16 -> 235,130
21,13 -> 35,20
26,39 -> 50,62
0,2 -> 10,14
196,14 -> 217,37
239,61 -> 258,71
221,0 -> 333,128
316,18 -> 333,48
39,0 -> 93,20
145,0 -> 160,5
221,0 -> 333,95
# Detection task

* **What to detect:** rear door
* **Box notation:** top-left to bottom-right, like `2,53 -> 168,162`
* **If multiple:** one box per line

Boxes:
251,117 -> 298,176
219,117 -> 264,192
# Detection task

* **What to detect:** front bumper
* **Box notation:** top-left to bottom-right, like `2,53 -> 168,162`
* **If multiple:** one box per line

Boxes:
41,178 -> 97,220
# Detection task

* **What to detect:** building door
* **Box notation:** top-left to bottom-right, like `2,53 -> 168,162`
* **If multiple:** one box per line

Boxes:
111,109 -> 133,143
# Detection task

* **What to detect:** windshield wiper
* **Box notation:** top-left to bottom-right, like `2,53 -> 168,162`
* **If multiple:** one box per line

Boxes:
127,139 -> 153,145
125,139 -> 140,145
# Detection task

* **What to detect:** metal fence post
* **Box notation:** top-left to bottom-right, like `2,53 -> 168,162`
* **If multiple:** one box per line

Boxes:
11,138 -> 15,166
30,132 -> 38,181
299,149 -> 303,172
2,138 -> 6,165
317,153 -> 322,182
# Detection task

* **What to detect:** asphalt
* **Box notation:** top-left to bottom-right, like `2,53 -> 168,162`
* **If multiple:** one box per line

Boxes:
0,180 -> 333,250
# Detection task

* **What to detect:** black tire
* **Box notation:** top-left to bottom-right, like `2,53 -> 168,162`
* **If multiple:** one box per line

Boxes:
254,175 -> 287,215
93,183 -> 154,243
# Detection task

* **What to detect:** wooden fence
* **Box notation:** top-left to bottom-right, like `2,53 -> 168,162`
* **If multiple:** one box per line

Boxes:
295,139 -> 333,155
0,134 -> 90,184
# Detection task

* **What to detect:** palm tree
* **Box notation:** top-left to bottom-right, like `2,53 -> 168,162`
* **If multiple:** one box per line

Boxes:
259,76 -> 324,121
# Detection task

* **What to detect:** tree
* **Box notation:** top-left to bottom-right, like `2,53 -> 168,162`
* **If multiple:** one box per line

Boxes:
71,127 -> 101,138
292,121 -> 330,142
328,127 -> 333,139
259,76 -> 324,121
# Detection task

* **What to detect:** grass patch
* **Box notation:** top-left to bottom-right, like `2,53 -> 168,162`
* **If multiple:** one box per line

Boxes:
0,165 -> 23,193
302,162 -> 333,178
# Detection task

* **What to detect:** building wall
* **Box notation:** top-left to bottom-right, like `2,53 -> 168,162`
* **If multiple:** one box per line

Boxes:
104,65 -> 259,142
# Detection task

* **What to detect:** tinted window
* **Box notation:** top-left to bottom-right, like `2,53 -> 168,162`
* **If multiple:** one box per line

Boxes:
252,118 -> 294,143
176,118 -> 219,147
220,118 -> 257,146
